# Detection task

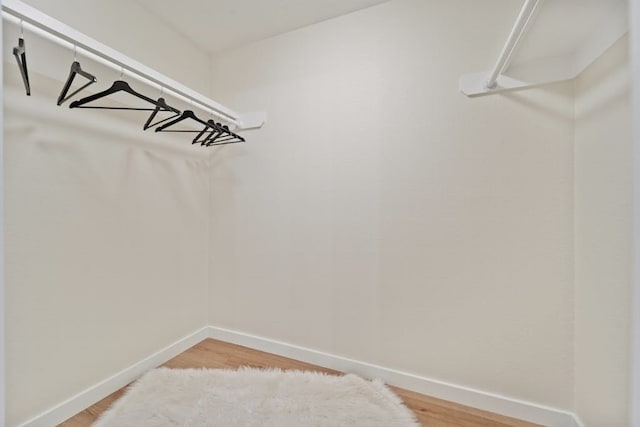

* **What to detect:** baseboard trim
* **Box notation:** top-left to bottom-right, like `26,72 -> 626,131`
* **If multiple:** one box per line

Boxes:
16,325 -> 583,427
17,327 -> 209,427
207,325 -> 580,427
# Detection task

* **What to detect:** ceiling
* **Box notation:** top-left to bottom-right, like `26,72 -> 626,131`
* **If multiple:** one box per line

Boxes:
133,0 -> 390,55
509,0 -> 627,67
132,0 -> 625,64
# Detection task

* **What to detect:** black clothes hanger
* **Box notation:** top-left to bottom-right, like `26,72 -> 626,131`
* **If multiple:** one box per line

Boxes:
57,60 -> 97,106
191,120 -> 225,146
205,121 -> 245,146
195,121 -> 245,146
143,97 -> 181,130
206,133 -> 245,146
69,80 -> 179,116
13,37 -> 30,96
155,110 -> 222,143
154,109 -> 211,132
155,111 -> 244,146
69,79 -> 155,110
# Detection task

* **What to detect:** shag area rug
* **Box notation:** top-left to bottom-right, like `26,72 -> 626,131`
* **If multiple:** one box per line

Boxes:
92,367 -> 420,426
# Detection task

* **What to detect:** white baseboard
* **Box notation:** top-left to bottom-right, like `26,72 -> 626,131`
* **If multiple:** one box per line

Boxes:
207,325 -> 581,427
16,325 -> 583,427
17,327 -> 210,427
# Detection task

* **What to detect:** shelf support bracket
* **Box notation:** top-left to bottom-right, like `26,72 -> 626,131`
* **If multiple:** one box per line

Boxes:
460,0 -> 628,98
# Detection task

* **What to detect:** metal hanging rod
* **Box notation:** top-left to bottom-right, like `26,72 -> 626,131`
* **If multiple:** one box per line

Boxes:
485,0 -> 541,89
460,0 -> 627,97
1,0 -> 266,129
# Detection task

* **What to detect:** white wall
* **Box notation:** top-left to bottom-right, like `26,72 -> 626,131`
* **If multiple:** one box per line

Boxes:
631,3 -> 640,426
2,1 -> 634,425
3,79 -> 210,427
2,3 -> 212,425
574,36 -> 632,427
0,2 -> 5,426
207,0 -> 575,409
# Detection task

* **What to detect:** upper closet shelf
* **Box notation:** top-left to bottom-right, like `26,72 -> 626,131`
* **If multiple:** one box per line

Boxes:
1,0 -> 266,130
459,0 -> 628,97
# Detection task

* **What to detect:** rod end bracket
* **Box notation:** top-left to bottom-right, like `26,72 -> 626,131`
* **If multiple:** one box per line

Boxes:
237,111 -> 267,131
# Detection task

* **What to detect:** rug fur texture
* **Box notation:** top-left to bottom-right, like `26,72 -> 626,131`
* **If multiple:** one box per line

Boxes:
92,367 -> 420,426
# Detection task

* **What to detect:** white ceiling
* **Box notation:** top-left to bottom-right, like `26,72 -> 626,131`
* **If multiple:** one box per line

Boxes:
509,0 -> 627,66
132,0 -> 626,64
133,0 -> 390,55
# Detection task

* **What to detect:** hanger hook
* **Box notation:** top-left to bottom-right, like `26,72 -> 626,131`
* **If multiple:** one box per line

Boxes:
73,45 -> 77,61
20,20 -> 24,37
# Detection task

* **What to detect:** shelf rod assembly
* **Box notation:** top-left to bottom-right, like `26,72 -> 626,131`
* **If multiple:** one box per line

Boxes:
485,0 -> 541,90
1,0 -> 244,127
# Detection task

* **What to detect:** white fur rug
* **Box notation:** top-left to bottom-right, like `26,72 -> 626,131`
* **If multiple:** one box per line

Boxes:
92,367 -> 419,427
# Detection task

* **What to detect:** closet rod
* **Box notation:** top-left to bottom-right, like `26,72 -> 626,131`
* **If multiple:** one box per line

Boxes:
485,0 -> 540,89
1,0 -> 253,128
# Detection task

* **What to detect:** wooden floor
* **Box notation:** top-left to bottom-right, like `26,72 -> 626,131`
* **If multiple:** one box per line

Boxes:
60,339 -> 541,427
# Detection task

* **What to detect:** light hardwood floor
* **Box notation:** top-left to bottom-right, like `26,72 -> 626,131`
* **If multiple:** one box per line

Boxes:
59,338 -> 541,427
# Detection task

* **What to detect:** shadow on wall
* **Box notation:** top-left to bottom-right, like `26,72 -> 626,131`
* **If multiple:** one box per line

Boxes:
4,75 -> 211,426
501,82 -> 577,123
